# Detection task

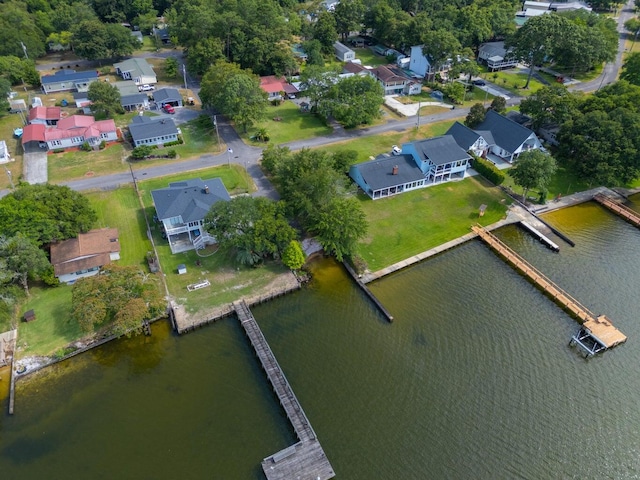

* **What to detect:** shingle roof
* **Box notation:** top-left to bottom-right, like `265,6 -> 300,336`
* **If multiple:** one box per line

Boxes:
114,58 -> 156,78
40,69 -> 99,85
151,178 -> 231,223
153,88 -> 181,103
50,228 -> 120,276
475,110 -> 535,154
351,154 -> 424,191
121,93 -> 149,106
115,81 -> 141,96
334,41 -> 354,56
413,135 -> 471,165
446,122 -> 481,150
129,117 -> 178,142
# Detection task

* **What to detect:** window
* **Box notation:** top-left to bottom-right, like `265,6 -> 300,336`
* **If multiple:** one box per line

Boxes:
51,140 -> 62,146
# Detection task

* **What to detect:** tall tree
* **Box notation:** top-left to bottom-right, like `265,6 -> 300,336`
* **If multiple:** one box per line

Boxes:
318,75 -> 384,128
334,0 -> 365,42
72,19 -> 109,60
0,235 -> 51,295
88,81 -> 124,118
299,65 -> 340,109
310,196 -> 367,262
519,84 -> 581,129
314,10 -> 339,55
186,38 -> 225,76
509,151 -> 557,203
420,29 -> 461,79
621,52 -> 640,86
465,103 -> 486,128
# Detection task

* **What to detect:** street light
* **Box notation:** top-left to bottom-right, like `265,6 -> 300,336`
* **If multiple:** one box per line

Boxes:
227,147 -> 233,167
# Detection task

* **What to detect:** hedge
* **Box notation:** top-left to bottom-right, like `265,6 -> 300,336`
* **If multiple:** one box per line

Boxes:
470,155 -> 505,186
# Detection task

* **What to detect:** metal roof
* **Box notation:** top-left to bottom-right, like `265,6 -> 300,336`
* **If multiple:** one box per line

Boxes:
41,69 -> 99,84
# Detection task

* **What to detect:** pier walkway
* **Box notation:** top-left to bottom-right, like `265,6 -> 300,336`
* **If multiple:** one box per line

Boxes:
594,193 -> 640,228
471,225 -> 627,353
234,300 -> 335,480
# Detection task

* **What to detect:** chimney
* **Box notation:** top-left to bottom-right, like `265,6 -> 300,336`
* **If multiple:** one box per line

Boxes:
204,185 -> 209,194
392,165 -> 399,175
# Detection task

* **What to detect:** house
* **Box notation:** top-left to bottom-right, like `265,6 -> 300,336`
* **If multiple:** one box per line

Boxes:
259,76 -> 299,100
153,88 -> 182,108
446,110 -> 543,163
113,58 -> 157,85
40,69 -> 99,94
129,116 -> 179,147
478,42 -> 518,71
0,140 -> 10,163
516,1 -> 591,24
50,228 -> 120,284
115,80 -> 142,96
121,93 -> 150,112
28,106 -> 61,126
334,41 -> 356,62
409,46 -> 451,79
342,62 -> 373,77
402,136 -> 471,183
21,115 -> 118,151
151,178 -> 231,254
372,65 -> 421,95
349,154 -> 427,200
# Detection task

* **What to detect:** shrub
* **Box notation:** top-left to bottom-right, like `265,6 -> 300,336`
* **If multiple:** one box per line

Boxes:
271,98 -> 281,106
131,144 -> 156,160
80,142 -> 92,151
53,148 -> 65,153
99,66 -> 111,75
166,149 -> 177,158
99,140 -> 106,150
471,155 -> 505,186
163,137 -> 183,147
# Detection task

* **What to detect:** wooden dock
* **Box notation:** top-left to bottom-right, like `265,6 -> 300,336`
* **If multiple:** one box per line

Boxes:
594,193 -> 640,228
342,261 -> 393,322
471,225 -> 627,353
234,300 -> 335,480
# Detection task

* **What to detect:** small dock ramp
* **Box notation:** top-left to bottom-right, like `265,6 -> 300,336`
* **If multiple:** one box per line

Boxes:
594,193 -> 640,228
471,225 -> 627,355
234,300 -> 335,480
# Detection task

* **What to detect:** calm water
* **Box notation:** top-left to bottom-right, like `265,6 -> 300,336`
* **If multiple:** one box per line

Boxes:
2,196 -> 640,479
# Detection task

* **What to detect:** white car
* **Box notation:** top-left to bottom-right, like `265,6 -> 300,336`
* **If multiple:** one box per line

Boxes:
391,145 -> 401,156
139,84 -> 154,92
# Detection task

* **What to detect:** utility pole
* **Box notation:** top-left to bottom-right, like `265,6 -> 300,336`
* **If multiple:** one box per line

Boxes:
415,101 -> 421,130
182,64 -> 187,90
20,41 -> 28,60
227,147 -> 233,167
213,115 -> 221,152
4,166 -> 14,189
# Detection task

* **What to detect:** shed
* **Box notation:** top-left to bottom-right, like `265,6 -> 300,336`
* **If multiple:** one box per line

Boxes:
177,264 -> 187,275
23,310 -> 36,322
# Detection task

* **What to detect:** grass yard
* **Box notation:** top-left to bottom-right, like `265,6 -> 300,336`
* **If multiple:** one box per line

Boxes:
479,67 -> 547,95
352,47 -> 392,67
316,118 -> 462,163
502,164 -> 594,203
86,186 -> 152,266
0,113 -> 24,189
358,176 -> 512,271
243,101 -> 333,145
48,142 -> 128,183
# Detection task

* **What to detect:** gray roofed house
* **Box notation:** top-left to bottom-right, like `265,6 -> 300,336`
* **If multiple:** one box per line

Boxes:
129,115 -> 179,147
403,135 -> 471,183
475,110 -> 542,162
115,81 -> 141,96
477,41 -> 518,70
121,93 -> 150,111
349,154 -> 426,200
151,178 -> 231,253
334,41 -> 356,62
153,88 -> 182,107
40,69 -> 99,94
445,121 -> 491,158
113,58 -> 157,85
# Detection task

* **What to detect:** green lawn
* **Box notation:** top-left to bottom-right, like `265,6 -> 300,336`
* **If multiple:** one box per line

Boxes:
358,176 -> 512,271
352,47 -> 391,67
242,101 -> 333,145
0,113 -> 24,189
479,67 -> 547,95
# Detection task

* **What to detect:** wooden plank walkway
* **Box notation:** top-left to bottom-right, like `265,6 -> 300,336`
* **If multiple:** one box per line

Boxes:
471,225 -> 627,349
594,193 -> 640,228
234,300 -> 335,480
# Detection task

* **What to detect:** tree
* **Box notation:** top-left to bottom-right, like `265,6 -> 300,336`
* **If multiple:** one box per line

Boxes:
200,61 -> 268,133
205,196 -> 297,266
0,184 -> 96,246
420,29 -> 461,79
299,65 -> 339,109
165,57 -> 179,78
489,96 -> 507,114
0,234 -> 51,296
314,11 -> 338,55
186,38 -> 225,76
318,75 -> 384,128
105,23 -> 139,58
519,84 -> 581,129
0,78 -> 10,113
0,56 -> 40,87
509,151 -> 557,203
282,240 -> 306,271
442,81 -> 465,104
621,52 -> 640,86
72,20 -> 109,60
71,264 -> 165,336
88,81 -> 124,118
0,3 -> 46,58
302,39 -> 324,67
625,17 -> 640,50
465,103 -> 486,128
334,0 -> 365,42
310,197 -> 367,262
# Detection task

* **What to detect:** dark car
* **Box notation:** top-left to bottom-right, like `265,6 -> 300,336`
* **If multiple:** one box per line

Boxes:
472,79 -> 486,86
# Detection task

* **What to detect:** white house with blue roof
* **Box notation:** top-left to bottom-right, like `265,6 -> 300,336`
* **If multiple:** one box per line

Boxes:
41,69 -> 99,94
151,178 -> 231,253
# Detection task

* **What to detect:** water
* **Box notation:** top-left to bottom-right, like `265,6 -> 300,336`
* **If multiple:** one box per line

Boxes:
2,197 -> 640,479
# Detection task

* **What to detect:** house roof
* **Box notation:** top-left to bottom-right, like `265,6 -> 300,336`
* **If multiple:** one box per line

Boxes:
115,81 -> 141,96
351,154 -> 425,191
21,124 -> 46,143
373,65 -> 407,84
50,228 -> 120,276
446,122 -> 481,150
57,115 -> 95,130
343,62 -> 368,75
334,41 -> 354,56
22,116 -> 116,144
413,135 -> 471,165
28,106 -> 61,122
151,178 -> 231,224
129,117 -> 178,142
259,76 -> 298,95
121,93 -> 149,106
40,69 -> 99,85
475,110 -> 536,154
114,58 -> 156,78
72,92 -> 89,100
479,41 -> 509,59
153,88 -> 181,103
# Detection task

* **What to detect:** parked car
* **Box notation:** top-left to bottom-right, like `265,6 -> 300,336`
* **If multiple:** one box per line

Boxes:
391,145 -> 401,156
163,104 -> 175,114
139,84 -> 155,92
472,79 -> 486,86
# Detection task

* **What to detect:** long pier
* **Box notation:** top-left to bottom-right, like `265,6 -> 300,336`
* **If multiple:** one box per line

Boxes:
234,300 -> 335,480
471,225 -> 627,353
594,193 -> 640,228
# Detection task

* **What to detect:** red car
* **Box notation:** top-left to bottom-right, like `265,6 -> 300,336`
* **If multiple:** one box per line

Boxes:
163,104 -> 175,114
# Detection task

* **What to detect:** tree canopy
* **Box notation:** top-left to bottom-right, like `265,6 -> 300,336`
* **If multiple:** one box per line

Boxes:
621,52 -> 640,86
0,234 -> 52,296
317,75 -> 384,128
509,151 -> 557,202
88,80 -> 124,118
519,84 -> 582,129
0,184 -> 97,246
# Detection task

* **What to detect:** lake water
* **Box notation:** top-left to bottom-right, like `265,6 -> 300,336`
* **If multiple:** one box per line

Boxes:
2,197 -> 640,479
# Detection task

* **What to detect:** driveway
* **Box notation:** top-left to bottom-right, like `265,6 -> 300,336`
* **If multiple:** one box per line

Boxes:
384,95 -> 454,116
23,144 -> 48,184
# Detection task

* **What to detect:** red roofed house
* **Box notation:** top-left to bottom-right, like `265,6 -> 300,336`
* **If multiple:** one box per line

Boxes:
21,114 -> 118,151
372,65 -> 421,95
259,75 -> 299,100
50,228 -> 121,284
28,106 -> 62,126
